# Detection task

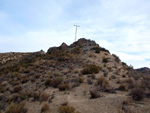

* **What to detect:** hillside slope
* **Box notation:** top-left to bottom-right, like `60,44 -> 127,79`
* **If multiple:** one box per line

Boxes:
0,38 -> 150,113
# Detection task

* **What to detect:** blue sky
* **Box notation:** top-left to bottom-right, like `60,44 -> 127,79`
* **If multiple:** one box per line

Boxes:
0,0 -> 150,68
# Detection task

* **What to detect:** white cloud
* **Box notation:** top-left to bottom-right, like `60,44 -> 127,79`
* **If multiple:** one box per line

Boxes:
0,0 -> 150,68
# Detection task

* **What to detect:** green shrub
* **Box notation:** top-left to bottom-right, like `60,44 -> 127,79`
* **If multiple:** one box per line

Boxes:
81,64 -> 99,74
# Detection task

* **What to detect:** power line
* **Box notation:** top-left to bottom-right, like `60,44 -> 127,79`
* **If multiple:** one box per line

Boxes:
74,25 -> 80,42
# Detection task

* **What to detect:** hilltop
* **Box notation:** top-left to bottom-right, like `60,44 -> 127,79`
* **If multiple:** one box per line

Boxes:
0,38 -> 150,113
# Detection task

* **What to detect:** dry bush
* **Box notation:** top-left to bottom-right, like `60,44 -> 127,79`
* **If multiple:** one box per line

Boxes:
35,74 -> 40,79
6,103 -> 27,113
58,104 -> 80,113
119,84 -> 128,91
89,88 -> 100,99
91,73 -> 96,79
81,64 -> 99,74
103,58 -> 108,63
40,92 -> 49,102
58,84 -> 70,91
78,77 -> 84,83
21,77 -> 29,84
112,54 -> 120,63
124,78 -> 135,89
13,85 -> 21,93
111,75 -> 116,79
0,86 -> 6,93
122,106 -> 136,113
41,103 -> 50,113
51,77 -> 64,88
130,88 -> 145,101
87,78 -> 93,84
97,77 -> 109,89
141,79 -> 150,90
20,91 -> 32,101
45,78 -> 51,87
104,72 -> 108,77
33,92 -> 40,101
71,83 -> 80,88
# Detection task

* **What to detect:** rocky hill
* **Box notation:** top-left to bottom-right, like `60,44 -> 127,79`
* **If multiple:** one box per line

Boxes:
0,38 -> 150,113
136,67 -> 150,76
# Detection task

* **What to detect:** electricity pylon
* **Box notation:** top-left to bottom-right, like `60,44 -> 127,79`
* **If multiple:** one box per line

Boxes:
74,25 -> 80,42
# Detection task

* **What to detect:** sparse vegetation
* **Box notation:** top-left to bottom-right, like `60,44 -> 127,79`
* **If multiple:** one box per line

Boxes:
97,77 -> 109,89
58,104 -> 80,113
119,84 -> 128,91
41,103 -> 50,113
59,84 -> 70,91
6,103 -> 27,113
51,77 -> 64,88
103,58 -> 109,63
130,88 -> 145,101
81,64 -> 99,74
89,88 -> 100,99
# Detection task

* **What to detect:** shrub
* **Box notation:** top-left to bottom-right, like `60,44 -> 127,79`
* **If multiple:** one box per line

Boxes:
51,77 -> 64,88
40,92 -> 49,102
112,54 -> 120,63
58,104 -> 80,113
0,86 -> 6,93
45,78 -> 51,87
89,88 -> 100,99
119,84 -> 128,91
6,103 -> 27,113
103,58 -> 108,63
71,47 -> 81,54
87,78 -> 93,84
130,88 -> 145,101
91,74 -> 96,79
78,77 -> 84,83
33,92 -> 40,101
59,84 -> 70,91
13,86 -> 21,93
81,64 -> 99,74
111,75 -> 116,79
97,77 -> 109,89
41,103 -> 50,113
125,79 -> 135,89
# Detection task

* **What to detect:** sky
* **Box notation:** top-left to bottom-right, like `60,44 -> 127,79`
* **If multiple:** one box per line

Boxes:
0,0 -> 150,68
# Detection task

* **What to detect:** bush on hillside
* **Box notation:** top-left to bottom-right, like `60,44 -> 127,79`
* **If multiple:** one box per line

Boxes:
130,88 -> 145,101
81,64 -> 99,74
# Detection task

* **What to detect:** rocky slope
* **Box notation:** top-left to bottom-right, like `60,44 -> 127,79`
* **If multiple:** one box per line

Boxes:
0,38 -> 150,113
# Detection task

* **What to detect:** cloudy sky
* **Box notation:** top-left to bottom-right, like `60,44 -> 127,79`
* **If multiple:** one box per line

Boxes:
0,0 -> 150,68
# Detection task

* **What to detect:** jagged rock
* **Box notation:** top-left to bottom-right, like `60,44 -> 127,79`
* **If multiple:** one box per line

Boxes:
59,42 -> 68,50
47,47 -> 59,54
